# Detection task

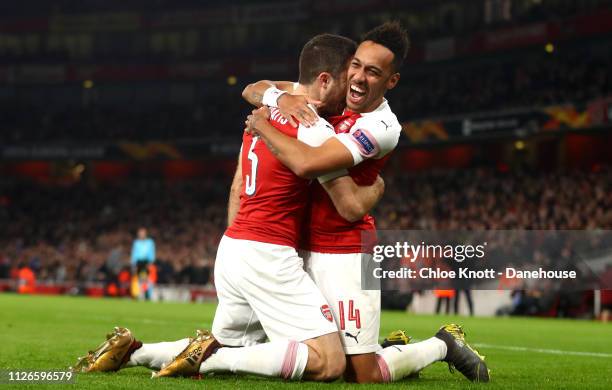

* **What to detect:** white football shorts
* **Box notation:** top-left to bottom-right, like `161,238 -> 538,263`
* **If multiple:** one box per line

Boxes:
212,235 -> 338,346
303,251 -> 381,355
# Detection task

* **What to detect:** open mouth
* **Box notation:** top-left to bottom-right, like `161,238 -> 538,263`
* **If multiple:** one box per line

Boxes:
348,84 -> 366,105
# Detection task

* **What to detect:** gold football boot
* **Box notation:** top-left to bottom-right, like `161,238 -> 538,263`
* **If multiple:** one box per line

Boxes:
70,327 -> 138,373
152,329 -> 220,378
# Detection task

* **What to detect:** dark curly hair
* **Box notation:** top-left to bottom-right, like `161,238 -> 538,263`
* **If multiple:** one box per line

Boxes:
362,21 -> 410,72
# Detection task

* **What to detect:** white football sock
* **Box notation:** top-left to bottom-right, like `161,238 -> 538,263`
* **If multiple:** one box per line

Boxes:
376,337 -> 447,382
126,339 -> 191,370
200,340 -> 308,380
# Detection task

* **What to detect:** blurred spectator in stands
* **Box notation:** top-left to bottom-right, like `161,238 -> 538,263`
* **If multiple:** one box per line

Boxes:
155,257 -> 175,285
106,242 -> 125,280
16,262 -> 36,294
103,239 -> 125,296
599,265 -> 612,322
51,260 -> 66,283
0,253 -> 10,279
435,289 -> 455,314
454,290 -> 474,316
451,259 -> 475,316
178,255 -> 205,285
188,257 -> 212,286
118,266 -> 132,296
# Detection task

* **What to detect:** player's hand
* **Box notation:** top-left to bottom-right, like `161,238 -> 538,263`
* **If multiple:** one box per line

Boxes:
245,107 -> 271,135
374,175 -> 385,196
277,94 -> 321,127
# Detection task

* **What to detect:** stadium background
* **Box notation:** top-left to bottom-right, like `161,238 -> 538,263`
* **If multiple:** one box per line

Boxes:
0,1 -> 611,386
1,0 -> 611,314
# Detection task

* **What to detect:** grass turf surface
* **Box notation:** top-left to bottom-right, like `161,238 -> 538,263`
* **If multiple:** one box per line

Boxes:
0,294 -> 610,389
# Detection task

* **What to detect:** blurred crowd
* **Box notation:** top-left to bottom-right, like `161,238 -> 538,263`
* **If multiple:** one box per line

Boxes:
1,166 -> 610,288
391,42 -> 612,119
0,101 -> 248,143
0,179 -> 229,286
0,0 -> 607,61
377,167 -> 611,230
3,44 -> 611,144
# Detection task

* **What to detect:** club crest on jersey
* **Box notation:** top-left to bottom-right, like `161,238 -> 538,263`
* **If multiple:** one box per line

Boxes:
338,118 -> 356,133
320,304 -> 333,322
351,128 -> 378,157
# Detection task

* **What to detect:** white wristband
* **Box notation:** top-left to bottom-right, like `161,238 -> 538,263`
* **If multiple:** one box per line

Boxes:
262,87 -> 287,108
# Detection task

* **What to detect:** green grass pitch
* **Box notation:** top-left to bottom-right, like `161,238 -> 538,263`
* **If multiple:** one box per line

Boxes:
1,294 -> 611,389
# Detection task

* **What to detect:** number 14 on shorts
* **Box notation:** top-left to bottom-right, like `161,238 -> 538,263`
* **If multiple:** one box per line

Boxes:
338,300 -> 361,330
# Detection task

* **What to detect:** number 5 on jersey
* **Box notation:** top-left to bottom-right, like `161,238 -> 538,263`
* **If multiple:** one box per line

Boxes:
245,136 -> 259,196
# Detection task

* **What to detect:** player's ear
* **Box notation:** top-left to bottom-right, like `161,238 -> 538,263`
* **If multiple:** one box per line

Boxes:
317,72 -> 332,88
386,72 -> 400,90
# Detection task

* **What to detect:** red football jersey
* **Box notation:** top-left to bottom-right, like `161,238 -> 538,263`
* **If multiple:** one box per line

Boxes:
305,100 -> 401,253
226,107 -> 336,248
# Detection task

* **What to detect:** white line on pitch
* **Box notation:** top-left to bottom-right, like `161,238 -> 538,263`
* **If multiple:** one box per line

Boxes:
472,343 -> 612,358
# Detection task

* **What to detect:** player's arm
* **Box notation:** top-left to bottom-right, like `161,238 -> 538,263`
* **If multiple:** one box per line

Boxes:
227,152 -> 243,226
241,80 -> 295,107
322,175 -> 385,222
246,107 -> 353,179
242,80 -> 319,127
